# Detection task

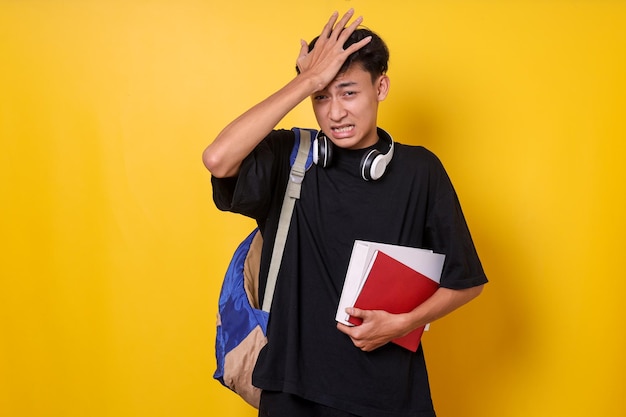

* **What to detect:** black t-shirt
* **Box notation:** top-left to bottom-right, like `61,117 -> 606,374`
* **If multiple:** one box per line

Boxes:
212,128 -> 487,417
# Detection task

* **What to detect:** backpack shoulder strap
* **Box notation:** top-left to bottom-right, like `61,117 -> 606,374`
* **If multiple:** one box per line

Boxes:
262,128 -> 314,312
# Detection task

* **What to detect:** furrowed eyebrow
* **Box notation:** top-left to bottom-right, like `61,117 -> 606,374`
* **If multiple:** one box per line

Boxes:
335,81 -> 358,89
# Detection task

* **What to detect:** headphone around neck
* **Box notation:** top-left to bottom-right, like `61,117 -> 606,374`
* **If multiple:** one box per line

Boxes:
312,128 -> 395,181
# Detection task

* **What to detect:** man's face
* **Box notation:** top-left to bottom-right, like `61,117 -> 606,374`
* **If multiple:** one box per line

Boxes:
311,65 -> 389,150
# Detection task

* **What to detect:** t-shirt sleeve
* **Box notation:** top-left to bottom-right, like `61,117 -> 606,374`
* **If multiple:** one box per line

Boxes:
211,129 -> 294,220
424,155 -> 488,290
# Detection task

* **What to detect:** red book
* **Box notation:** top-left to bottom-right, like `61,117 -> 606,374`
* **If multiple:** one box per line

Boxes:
348,250 -> 440,352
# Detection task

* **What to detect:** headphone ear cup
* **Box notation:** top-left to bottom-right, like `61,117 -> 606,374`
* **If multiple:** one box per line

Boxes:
361,149 -> 385,181
368,153 -> 389,181
313,134 -> 333,168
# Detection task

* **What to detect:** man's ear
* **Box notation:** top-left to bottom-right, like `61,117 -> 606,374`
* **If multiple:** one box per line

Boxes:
376,75 -> 390,101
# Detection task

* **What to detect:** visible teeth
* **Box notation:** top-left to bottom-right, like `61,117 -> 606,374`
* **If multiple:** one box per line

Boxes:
333,126 -> 353,133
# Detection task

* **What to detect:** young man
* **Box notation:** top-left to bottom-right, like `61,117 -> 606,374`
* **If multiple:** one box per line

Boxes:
204,10 -> 487,417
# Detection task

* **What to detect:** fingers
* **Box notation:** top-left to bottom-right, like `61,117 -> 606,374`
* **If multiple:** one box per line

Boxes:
298,39 -> 308,55
337,13 -> 362,42
296,10 -> 367,86
345,307 -> 365,319
330,9 -> 356,40
296,39 -> 309,72
319,11 -> 340,40
318,9 -> 361,43
339,15 -> 370,53
305,10 -> 368,62
336,323 -> 367,350
336,321 -> 380,352
343,35 -> 372,55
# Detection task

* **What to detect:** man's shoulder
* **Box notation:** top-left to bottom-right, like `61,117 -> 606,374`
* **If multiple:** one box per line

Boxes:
266,128 -> 297,142
394,142 -> 443,166
260,129 -> 298,156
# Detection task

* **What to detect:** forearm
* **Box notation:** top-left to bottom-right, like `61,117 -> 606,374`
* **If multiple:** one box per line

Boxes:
202,75 -> 318,178
401,285 -> 484,334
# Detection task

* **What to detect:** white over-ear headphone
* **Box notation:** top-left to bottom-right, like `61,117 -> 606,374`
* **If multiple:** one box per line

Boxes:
313,128 -> 395,181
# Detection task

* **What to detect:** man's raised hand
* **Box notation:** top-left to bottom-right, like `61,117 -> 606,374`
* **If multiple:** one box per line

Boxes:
296,9 -> 372,91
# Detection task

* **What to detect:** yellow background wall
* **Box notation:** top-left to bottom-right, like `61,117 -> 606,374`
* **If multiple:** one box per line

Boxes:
1,1 -> 624,416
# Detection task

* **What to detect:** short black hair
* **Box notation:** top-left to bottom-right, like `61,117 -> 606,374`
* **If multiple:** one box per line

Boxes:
296,28 -> 389,81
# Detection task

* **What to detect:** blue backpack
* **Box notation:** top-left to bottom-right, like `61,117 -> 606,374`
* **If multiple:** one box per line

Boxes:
213,128 -> 315,408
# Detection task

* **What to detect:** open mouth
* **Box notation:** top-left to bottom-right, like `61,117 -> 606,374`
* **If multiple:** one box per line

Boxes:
331,125 -> 355,134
